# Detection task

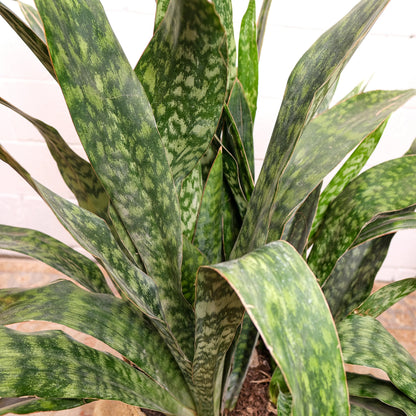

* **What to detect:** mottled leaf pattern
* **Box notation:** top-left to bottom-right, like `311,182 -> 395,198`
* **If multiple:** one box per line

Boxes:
348,373 -> 416,416
0,280 -> 194,409
269,90 -> 415,241
237,0 -> 258,121
179,163 -> 203,241
212,0 -> 237,91
0,327 -> 194,415
232,0 -> 390,258
0,2 -> 55,78
0,397 -> 91,415
311,119 -> 388,240
193,267 -> 244,416
323,235 -> 393,322
309,156 -> 416,284
193,150 -> 223,263
35,0 -> 194,352
154,0 -> 170,31
339,315 -> 416,401
350,398 -> 406,415
356,278 -> 416,318
227,80 -> 255,177
0,224 -> 109,294
213,241 -> 349,415
135,0 -> 227,184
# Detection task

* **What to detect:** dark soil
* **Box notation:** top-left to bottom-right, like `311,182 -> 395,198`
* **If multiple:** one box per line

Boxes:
142,348 -> 276,416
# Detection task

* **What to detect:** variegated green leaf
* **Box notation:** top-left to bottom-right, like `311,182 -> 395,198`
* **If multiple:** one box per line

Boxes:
280,184 -> 321,254
211,241 -> 349,415
309,156 -> 416,284
354,211 -> 416,247
193,149 -> 223,263
0,327 -> 194,415
339,314 -> 416,401
16,0 -> 45,41
193,267 -> 244,416
0,2 -> 55,79
232,0 -> 390,258
323,235 -> 393,322
269,89 -> 415,241
181,238 -> 208,306
348,373 -> 416,416
223,314 -> 258,410
135,0 -> 227,184
154,0 -> 170,31
0,224 -> 109,294
0,280 -> 195,409
212,0 -> 237,91
179,163 -> 203,241
35,0 -> 193,347
227,80 -> 255,177
356,278 -> 416,318
237,0 -> 258,121
311,119 -> 388,240
0,397 -> 92,415
257,0 -> 272,57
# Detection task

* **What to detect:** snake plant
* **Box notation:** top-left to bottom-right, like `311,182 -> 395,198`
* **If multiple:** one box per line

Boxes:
0,0 -> 416,415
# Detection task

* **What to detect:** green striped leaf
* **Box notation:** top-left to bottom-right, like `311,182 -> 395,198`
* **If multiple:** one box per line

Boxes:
193,149 -> 223,263
311,119 -> 388,240
356,278 -> 416,318
323,235 -> 393,322
257,0 -> 272,57
0,2 -> 55,79
212,0 -> 237,92
227,80 -> 255,177
309,156 -> 416,284
0,225 -> 109,294
211,241 -> 349,415
154,0 -> 170,31
36,0 -> 183,296
0,326 -> 194,415
232,0 -> 390,258
348,373 -> 416,416
16,0 -> 45,41
0,280 -> 194,409
135,0 -> 227,184
193,267 -> 244,416
338,314 -> 416,401
179,163 -> 203,241
0,397 -> 91,415
237,0 -> 258,121
269,89 -> 415,241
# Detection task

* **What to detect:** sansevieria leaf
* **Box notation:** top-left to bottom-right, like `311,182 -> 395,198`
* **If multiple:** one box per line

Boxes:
212,241 -> 349,415
0,327 -> 195,415
136,0 -> 228,184
233,0 -> 391,258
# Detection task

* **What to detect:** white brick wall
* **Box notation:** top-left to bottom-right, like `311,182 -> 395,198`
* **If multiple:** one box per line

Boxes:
0,1 -> 415,280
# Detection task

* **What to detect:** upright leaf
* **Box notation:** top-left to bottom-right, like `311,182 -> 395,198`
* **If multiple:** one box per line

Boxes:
311,118 -> 389,240
269,89 -> 415,241
209,241 -> 349,415
309,156 -> 416,284
136,0 -> 228,184
232,0 -> 391,258
16,0 -> 45,41
257,0 -> 272,57
35,0 -> 190,345
237,0 -> 258,121
154,0 -> 170,31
